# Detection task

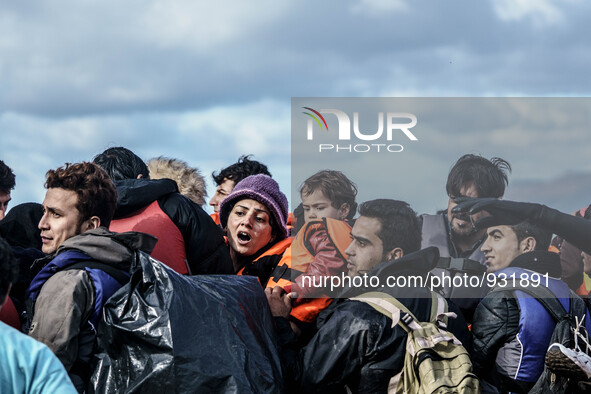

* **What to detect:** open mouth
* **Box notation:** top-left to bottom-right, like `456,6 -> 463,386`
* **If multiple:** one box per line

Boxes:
238,231 -> 251,242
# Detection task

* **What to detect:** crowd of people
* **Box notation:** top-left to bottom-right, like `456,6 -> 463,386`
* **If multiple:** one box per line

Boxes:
1,151 -> 591,393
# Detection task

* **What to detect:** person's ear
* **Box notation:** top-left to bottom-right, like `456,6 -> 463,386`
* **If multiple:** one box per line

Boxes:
520,237 -> 536,253
338,203 -> 350,221
385,247 -> 404,261
82,216 -> 101,232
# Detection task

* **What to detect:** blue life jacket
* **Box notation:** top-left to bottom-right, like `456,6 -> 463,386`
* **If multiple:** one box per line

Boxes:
26,250 -> 129,329
494,266 -> 591,383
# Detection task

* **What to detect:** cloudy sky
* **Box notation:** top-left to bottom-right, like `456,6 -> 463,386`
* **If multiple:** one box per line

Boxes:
2,0 -> 590,215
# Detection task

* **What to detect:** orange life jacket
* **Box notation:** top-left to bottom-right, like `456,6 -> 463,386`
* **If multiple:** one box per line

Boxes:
210,212 -> 221,226
267,218 -> 352,323
236,238 -> 292,278
110,200 -> 189,274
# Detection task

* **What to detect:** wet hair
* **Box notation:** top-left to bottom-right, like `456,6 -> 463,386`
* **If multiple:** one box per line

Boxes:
510,220 -> 552,251
0,160 -> 16,194
45,162 -> 118,227
446,154 -> 511,198
147,157 -> 207,206
0,237 -> 18,300
300,170 -> 358,220
93,147 -> 150,181
212,155 -> 271,186
358,199 -> 421,256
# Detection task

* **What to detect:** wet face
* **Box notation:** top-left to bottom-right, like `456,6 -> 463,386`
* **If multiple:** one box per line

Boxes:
38,188 -> 86,254
0,191 -> 11,220
344,216 -> 387,278
447,183 -> 485,238
209,178 -> 235,213
226,198 -> 274,259
301,189 -> 349,223
481,225 -> 524,273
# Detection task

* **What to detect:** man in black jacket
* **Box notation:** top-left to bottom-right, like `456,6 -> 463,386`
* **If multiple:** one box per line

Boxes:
93,147 -> 232,275
469,218 -> 582,392
267,199 -> 470,393
454,198 -> 591,392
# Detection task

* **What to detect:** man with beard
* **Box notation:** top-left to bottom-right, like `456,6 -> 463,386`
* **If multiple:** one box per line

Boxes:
266,199 -> 472,393
421,154 -> 511,321
421,154 -> 511,264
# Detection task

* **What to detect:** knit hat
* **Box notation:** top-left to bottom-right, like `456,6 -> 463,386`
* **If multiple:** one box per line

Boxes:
219,174 -> 288,240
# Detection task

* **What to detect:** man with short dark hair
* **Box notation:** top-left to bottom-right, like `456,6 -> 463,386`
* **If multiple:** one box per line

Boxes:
344,199 -> 420,278
421,154 -> 511,322
209,155 -> 271,222
422,154 -> 511,263
93,147 -> 232,275
471,218 -> 590,392
26,162 -> 156,391
0,159 -> 16,220
267,199 -> 470,393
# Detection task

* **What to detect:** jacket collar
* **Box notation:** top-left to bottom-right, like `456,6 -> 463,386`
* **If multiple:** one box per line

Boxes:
368,246 -> 440,278
55,227 -> 157,266
509,250 -> 561,277
114,178 -> 179,217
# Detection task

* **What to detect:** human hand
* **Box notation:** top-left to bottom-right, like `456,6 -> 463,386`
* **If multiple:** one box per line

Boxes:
264,286 -> 298,318
452,198 -> 544,229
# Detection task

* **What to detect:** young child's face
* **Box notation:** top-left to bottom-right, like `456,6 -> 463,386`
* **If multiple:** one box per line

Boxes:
301,189 -> 347,223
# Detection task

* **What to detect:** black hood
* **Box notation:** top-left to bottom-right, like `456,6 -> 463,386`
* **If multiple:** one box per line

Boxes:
114,178 -> 179,218
367,246 -> 440,279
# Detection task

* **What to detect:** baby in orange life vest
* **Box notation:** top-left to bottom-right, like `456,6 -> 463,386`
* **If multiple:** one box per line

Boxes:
266,170 -> 357,332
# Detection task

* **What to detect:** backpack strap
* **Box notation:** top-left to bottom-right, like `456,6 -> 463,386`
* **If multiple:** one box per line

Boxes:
489,285 -> 567,322
350,291 -> 422,331
64,261 -> 130,285
430,292 -> 456,328
351,291 -> 458,332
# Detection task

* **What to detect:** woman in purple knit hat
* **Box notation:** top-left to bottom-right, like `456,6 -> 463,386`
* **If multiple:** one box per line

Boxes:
219,174 -> 291,286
